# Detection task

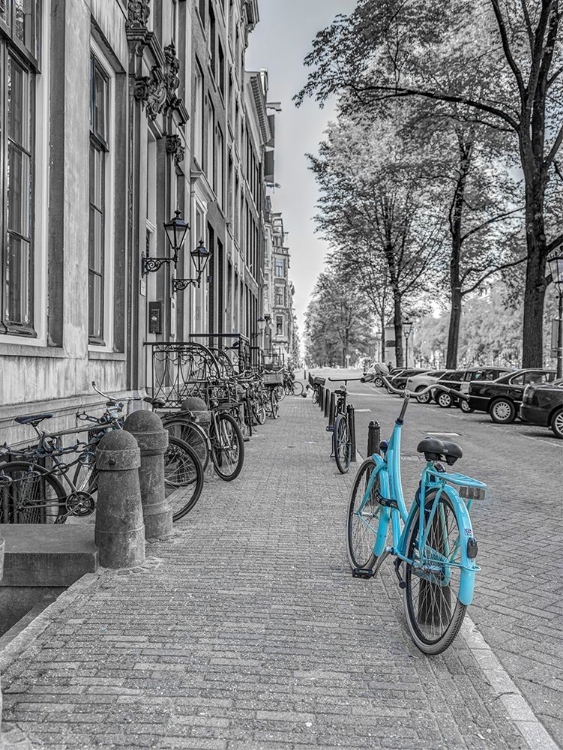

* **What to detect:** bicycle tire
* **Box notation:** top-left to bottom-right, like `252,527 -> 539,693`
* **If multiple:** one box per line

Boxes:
0,461 -> 68,524
269,390 -> 279,419
312,387 -> 319,404
403,491 -> 467,655
291,381 -> 304,396
254,400 -> 267,425
274,385 -> 285,402
164,437 -> 204,521
210,412 -> 245,481
346,458 -> 381,570
334,414 -> 351,474
161,416 -> 210,472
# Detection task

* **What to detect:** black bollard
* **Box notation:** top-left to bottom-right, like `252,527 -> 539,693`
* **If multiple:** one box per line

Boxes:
324,387 -> 330,418
319,386 -> 325,411
347,404 -> 357,462
368,420 -> 381,457
124,410 -> 172,541
95,431 -> 145,569
329,392 -> 336,428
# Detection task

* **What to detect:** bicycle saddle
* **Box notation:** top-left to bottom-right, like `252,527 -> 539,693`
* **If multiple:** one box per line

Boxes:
14,412 -> 53,426
417,437 -> 462,465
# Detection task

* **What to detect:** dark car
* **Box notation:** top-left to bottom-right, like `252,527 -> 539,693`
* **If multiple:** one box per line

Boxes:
468,369 -> 557,424
520,378 -> 563,438
432,367 -> 511,412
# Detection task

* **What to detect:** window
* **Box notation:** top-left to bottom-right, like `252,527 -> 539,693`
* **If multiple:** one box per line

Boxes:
218,40 -> 225,96
88,56 -> 110,344
276,316 -> 283,336
207,1 -> 216,75
275,289 -> 283,307
198,0 -> 205,25
275,258 -> 284,277
206,99 -> 215,188
216,126 -> 224,208
193,62 -> 204,167
0,0 -> 40,335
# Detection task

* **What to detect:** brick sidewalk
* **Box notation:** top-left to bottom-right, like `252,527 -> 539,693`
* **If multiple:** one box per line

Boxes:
0,397 -> 540,748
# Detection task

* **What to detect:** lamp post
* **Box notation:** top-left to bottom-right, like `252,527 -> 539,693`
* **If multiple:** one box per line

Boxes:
142,209 -> 189,275
548,254 -> 563,379
172,239 -> 212,293
257,316 -> 266,349
403,321 -> 413,369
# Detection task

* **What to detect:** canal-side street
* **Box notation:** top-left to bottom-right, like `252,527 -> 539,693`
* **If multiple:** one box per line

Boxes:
0,383 -> 559,750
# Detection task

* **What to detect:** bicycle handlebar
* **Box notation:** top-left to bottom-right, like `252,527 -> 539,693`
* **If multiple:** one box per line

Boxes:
380,376 -> 469,401
327,377 -> 364,382
91,381 -> 141,403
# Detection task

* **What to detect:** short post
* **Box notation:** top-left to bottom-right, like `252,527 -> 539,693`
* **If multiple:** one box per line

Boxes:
347,404 -> 357,462
318,386 -> 325,410
329,392 -> 336,428
95,431 -> 145,569
304,369 -> 308,381
368,420 -> 381,457
124,410 -> 172,541
324,387 -> 330,418
308,373 -> 313,386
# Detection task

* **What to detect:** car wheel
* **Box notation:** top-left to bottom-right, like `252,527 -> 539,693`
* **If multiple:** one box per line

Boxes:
416,386 -> 431,404
374,376 -> 383,387
459,399 -> 474,414
437,391 -> 453,408
551,408 -> 563,439
490,398 -> 516,424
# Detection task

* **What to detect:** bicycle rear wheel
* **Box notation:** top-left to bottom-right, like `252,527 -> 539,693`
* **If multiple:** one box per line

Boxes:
161,416 -> 210,472
403,492 -> 467,654
346,459 -> 381,570
164,437 -> 204,521
0,462 -> 67,523
291,381 -> 304,396
210,412 -> 245,481
334,414 -> 350,474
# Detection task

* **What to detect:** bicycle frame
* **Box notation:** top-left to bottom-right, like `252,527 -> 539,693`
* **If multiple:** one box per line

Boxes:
356,398 -> 483,606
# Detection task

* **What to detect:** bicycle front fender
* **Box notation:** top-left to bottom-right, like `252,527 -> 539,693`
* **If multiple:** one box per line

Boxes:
440,485 -> 479,607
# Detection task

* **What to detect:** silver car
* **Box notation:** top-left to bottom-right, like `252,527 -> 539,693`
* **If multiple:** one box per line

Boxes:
406,370 -> 453,403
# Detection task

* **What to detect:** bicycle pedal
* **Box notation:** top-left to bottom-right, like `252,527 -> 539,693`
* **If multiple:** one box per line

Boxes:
326,426 -> 334,432
352,568 -> 375,579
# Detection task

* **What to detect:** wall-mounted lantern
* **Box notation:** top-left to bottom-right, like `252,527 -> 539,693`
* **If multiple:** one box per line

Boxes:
172,240 -> 213,293
142,210 -> 189,275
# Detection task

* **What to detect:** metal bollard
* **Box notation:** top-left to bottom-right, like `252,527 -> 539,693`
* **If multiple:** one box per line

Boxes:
124,410 -> 172,541
318,386 -> 324,410
324,387 -> 330,418
347,404 -> 357,462
95,431 -> 145,569
367,420 -> 381,456
329,392 -> 336,428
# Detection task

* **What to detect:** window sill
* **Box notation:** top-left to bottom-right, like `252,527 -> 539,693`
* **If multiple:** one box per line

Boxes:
88,350 -> 126,361
0,342 -> 66,358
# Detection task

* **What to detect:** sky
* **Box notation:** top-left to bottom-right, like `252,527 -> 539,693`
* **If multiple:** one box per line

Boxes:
246,0 -> 357,337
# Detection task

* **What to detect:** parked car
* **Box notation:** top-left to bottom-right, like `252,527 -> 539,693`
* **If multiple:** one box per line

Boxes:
519,378 -> 563,438
433,367 -> 511,412
406,370 -> 453,403
388,368 -> 432,391
362,362 -> 390,386
468,369 -> 557,423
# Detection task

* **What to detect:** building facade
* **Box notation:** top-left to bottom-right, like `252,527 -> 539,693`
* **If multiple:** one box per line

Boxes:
0,0 -> 293,444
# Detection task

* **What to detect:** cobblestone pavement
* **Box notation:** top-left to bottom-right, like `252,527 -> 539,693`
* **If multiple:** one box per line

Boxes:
318,369 -> 563,748
0,394 -> 551,749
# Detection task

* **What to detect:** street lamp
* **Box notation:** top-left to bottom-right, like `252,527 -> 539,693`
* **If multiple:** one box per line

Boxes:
548,254 -> 563,378
172,239 -> 213,293
403,321 -> 413,368
142,209 -> 189,275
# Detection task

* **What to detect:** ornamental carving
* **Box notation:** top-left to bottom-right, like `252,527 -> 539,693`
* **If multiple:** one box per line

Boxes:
127,0 -> 151,29
164,43 -> 181,100
166,135 -> 185,165
134,67 -> 166,120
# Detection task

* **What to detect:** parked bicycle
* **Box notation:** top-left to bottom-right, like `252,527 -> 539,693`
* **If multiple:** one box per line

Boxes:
326,377 -> 361,474
347,378 -> 485,654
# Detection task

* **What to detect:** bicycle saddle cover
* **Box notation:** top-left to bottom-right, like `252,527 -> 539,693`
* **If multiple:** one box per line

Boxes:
417,437 -> 463,463
14,412 -> 53,425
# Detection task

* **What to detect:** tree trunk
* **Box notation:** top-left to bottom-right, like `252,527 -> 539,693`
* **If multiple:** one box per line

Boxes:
380,311 -> 386,362
393,289 -> 403,367
447,286 -> 462,369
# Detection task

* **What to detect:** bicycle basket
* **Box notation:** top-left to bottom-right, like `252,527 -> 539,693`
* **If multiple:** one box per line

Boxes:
263,372 -> 283,385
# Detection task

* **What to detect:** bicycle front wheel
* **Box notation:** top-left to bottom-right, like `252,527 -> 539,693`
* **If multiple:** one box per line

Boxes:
210,412 -> 245,481
291,381 -> 304,396
164,437 -> 204,521
0,462 -> 67,523
346,459 -> 381,570
403,492 -> 467,655
334,414 -> 350,474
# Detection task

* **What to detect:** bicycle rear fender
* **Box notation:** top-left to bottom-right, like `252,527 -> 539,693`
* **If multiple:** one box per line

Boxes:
440,484 -> 479,607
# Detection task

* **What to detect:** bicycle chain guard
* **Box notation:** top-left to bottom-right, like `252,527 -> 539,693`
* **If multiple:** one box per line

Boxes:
66,491 -> 96,517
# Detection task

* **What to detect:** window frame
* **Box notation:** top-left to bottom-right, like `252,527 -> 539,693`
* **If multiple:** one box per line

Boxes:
87,41 -> 116,352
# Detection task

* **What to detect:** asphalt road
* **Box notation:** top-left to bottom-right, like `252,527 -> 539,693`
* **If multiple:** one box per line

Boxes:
310,368 -> 563,747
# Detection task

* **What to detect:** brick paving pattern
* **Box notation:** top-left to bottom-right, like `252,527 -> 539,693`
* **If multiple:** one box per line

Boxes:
0,396 -> 538,748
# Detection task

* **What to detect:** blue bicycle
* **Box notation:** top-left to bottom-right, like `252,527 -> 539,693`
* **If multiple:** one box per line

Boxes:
347,380 -> 486,654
